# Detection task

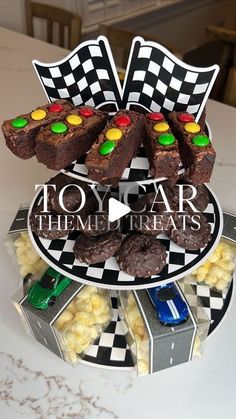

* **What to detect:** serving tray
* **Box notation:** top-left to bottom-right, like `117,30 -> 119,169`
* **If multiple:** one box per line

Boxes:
61,122 -> 211,185
28,182 -> 223,290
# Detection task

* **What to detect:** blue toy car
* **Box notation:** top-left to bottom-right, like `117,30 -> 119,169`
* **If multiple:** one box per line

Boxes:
148,283 -> 189,326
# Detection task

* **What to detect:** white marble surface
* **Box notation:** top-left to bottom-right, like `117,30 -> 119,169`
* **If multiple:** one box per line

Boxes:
0,26 -> 236,419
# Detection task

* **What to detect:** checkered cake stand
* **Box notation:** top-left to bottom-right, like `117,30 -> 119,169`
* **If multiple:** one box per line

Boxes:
28,183 -> 223,290
61,122 -> 211,184
80,282 -> 233,370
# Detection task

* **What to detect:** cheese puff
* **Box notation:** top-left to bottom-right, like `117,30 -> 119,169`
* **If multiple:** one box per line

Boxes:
75,331 -> 92,347
92,304 -> 108,317
74,342 -> 88,354
79,286 -> 98,299
16,247 -> 25,257
215,280 -> 228,291
210,266 -> 226,279
64,332 -> 77,351
216,260 -> 235,272
26,249 -> 40,264
66,301 -> 77,314
55,310 -> 74,329
208,250 -> 221,263
196,267 -> 208,282
89,325 -> 99,340
15,238 -> 24,247
75,298 -> 93,313
221,248 -> 234,261
17,254 -> 27,265
74,311 -> 95,326
20,232 -> 29,240
90,294 -> 104,310
95,312 -> 111,324
205,274 -> 218,285
69,321 -> 88,335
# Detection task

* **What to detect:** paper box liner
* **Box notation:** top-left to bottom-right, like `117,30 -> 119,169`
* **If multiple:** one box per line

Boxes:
118,282 -> 210,376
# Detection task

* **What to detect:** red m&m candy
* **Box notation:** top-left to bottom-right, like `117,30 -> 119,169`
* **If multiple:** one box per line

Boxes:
79,107 -> 94,117
178,113 -> 194,123
115,115 -> 131,127
147,112 -> 164,121
49,103 -> 63,113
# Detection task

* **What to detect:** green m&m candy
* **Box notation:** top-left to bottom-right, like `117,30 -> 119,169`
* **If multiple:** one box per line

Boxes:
158,133 -> 175,146
11,117 -> 28,129
51,122 -> 68,134
99,140 -> 116,155
192,135 -> 210,147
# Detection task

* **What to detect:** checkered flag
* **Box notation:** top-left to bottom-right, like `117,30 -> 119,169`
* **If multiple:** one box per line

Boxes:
33,36 -> 122,110
122,37 -> 219,121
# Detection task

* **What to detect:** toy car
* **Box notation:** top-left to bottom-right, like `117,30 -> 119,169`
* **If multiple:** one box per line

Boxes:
27,267 -> 72,310
148,282 -> 189,326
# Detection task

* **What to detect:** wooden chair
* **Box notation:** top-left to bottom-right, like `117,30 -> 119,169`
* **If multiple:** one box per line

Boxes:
99,24 -> 182,69
25,0 -> 82,50
224,67 -> 236,106
183,41 -> 233,102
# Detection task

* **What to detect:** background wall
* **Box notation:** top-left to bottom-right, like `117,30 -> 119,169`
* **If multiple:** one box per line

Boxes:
0,0 -> 235,54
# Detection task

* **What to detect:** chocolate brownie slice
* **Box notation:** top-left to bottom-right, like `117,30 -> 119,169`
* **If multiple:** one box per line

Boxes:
1,100 -> 74,159
85,110 -> 145,185
144,112 -> 180,182
168,112 -> 215,185
35,106 -> 108,170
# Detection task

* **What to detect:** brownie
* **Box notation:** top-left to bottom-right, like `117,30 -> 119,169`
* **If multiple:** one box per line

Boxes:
35,106 -> 108,170
75,192 -> 117,236
46,173 -> 94,215
144,112 -> 180,182
73,230 -> 122,264
116,234 -> 167,277
85,110 -> 145,185
165,181 -> 209,212
1,100 -> 74,160
29,203 -> 74,239
166,210 -> 211,250
168,111 -> 216,185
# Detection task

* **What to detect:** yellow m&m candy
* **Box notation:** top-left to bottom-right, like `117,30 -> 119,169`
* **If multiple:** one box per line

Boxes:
66,114 -> 83,126
105,128 -> 122,141
184,122 -> 200,134
31,109 -> 47,121
153,122 -> 169,132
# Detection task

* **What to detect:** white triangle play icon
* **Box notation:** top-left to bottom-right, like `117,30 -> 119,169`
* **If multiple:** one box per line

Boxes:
108,198 -> 131,222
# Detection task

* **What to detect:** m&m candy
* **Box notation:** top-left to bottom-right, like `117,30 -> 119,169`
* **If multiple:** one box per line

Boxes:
48,103 -> 63,113
31,109 -> 46,121
147,112 -> 164,121
11,118 -> 28,129
158,133 -> 175,146
66,114 -> 82,126
115,115 -> 131,127
105,128 -> 122,141
79,107 -> 94,117
153,122 -> 169,133
99,140 -> 116,155
192,135 -> 210,147
51,122 -> 68,134
178,113 -> 194,123
184,122 -> 200,134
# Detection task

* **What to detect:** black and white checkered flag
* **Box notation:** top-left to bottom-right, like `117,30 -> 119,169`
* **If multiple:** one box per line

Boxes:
33,36 -> 219,121
33,36 -> 122,110
122,37 -> 219,121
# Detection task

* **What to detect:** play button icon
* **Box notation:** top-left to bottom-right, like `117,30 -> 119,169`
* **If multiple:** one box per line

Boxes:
108,198 -> 131,222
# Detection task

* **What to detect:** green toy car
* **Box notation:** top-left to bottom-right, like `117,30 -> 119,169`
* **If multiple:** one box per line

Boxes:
27,267 -> 72,310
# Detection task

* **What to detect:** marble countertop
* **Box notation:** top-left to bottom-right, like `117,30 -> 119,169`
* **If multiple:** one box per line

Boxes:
0,26 -> 236,419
